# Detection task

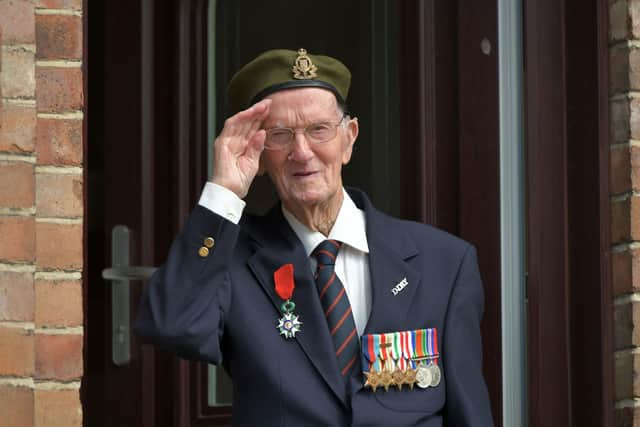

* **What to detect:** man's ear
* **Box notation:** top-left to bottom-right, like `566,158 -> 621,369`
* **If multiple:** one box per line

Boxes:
342,117 -> 359,165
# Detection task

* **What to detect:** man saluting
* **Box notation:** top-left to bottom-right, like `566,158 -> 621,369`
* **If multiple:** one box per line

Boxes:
135,48 -> 494,426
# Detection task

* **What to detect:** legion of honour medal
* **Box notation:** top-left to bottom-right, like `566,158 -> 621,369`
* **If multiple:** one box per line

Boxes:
274,264 -> 302,339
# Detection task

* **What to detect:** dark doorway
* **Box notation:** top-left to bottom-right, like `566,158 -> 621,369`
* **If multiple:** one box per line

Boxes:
84,0 -> 504,425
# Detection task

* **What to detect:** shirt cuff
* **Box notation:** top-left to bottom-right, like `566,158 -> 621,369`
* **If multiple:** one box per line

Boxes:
198,182 -> 246,224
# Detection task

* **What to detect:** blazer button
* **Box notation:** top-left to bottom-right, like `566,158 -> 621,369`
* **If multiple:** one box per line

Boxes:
198,246 -> 209,257
204,237 -> 215,248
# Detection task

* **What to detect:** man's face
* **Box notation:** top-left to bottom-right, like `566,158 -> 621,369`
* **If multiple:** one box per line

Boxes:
260,88 -> 358,211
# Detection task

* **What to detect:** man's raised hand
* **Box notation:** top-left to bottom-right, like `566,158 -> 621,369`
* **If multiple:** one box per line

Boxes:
211,99 -> 271,198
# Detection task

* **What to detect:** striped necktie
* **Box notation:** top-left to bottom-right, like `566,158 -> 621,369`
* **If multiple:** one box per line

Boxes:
312,239 -> 359,379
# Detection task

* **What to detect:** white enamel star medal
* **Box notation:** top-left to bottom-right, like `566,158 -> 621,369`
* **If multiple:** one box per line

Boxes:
274,264 -> 302,339
277,301 -> 302,339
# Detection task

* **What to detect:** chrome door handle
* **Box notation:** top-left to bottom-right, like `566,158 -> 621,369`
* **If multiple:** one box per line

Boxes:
102,225 -> 157,366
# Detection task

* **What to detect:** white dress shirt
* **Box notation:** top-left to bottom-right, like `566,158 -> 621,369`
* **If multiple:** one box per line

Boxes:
198,182 -> 372,335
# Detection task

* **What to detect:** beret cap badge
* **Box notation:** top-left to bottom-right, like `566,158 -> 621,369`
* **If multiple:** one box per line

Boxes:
292,48 -> 318,80
227,48 -> 351,113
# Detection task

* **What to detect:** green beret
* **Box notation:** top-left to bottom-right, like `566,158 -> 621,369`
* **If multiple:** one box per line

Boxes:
228,48 -> 351,114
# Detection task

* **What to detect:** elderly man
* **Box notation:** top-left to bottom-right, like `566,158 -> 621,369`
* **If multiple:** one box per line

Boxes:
135,48 -> 493,426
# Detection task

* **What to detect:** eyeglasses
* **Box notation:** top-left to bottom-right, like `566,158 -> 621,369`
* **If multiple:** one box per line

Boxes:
263,114 -> 347,150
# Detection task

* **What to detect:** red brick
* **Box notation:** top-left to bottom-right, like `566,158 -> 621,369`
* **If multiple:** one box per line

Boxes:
0,161 -> 34,208
612,198 -> 631,244
0,386 -> 34,427
36,119 -> 82,165
35,222 -> 82,270
0,271 -> 34,321
36,67 -> 83,112
612,98 -> 631,143
36,15 -> 82,60
0,327 -> 34,376
615,350 -> 633,400
611,45 -> 631,94
0,216 -> 35,263
35,279 -> 81,327
613,250 -> 633,296
632,196 -> 640,240
632,0 -> 640,39
615,407 -> 637,427
35,334 -> 82,380
36,173 -> 82,217
0,46 -> 35,99
0,104 -> 36,153
35,389 -> 81,427
630,98 -> 640,140
632,145 -> 640,191
36,0 -> 82,9
0,0 -> 36,44
615,303 -> 633,350
612,146 -> 632,194
631,48 -> 640,91
611,0 -> 630,42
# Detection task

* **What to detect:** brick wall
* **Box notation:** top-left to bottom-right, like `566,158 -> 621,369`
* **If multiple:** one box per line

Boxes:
0,1 -> 84,426
610,0 -> 640,425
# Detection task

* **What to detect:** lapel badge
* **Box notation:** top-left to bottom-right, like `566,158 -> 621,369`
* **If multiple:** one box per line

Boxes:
292,48 -> 317,80
391,277 -> 408,296
274,264 -> 302,339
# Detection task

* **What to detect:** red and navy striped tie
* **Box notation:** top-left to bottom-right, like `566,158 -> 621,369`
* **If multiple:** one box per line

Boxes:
313,239 -> 359,379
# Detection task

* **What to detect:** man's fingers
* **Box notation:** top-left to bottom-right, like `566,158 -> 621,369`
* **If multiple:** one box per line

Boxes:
218,99 -> 271,149
244,129 -> 266,162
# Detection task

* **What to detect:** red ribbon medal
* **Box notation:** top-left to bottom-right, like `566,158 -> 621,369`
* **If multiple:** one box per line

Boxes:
274,264 -> 302,339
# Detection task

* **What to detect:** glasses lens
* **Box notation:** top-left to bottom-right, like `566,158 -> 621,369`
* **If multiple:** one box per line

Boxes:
265,129 -> 293,149
305,123 -> 335,143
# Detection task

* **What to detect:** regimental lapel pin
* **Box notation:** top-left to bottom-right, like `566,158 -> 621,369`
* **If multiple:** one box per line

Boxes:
391,277 -> 408,296
274,264 -> 302,339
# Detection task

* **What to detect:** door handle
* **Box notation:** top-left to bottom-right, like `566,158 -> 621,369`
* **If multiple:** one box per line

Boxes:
102,266 -> 157,281
101,225 -> 157,366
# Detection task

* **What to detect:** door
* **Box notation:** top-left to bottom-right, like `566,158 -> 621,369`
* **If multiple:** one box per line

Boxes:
84,0 -> 504,425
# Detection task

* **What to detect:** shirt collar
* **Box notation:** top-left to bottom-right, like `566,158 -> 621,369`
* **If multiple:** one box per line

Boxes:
282,188 -> 369,257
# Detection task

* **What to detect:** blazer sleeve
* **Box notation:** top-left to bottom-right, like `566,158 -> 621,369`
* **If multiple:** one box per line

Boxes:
134,205 -> 240,365
443,245 -> 494,426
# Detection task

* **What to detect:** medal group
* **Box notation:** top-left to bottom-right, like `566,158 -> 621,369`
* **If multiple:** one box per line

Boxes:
361,329 -> 441,392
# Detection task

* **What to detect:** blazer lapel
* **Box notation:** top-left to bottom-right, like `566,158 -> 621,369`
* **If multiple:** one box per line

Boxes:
352,192 -> 421,335
246,206 -> 348,407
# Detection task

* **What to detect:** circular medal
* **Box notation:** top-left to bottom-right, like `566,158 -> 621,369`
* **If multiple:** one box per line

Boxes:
392,368 -> 406,391
429,363 -> 441,387
378,369 -> 393,392
416,364 -> 432,389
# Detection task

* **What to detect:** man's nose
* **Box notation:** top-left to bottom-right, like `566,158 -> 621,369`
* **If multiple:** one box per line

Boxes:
288,132 -> 314,162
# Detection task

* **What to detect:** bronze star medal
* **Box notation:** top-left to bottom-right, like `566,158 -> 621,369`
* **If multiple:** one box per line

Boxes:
392,368 -> 406,391
364,370 -> 381,392
379,369 -> 394,392
404,367 -> 417,390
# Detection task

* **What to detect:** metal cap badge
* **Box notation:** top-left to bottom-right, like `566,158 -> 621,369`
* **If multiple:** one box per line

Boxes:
292,48 -> 318,79
227,48 -> 351,114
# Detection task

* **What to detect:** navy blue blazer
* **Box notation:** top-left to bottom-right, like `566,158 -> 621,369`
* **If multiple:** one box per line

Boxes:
135,188 -> 494,426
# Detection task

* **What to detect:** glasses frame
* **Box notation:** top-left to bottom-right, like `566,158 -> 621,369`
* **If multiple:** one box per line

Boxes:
262,113 -> 349,151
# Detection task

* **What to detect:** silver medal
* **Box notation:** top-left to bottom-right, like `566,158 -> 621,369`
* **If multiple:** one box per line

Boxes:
415,364 -> 432,389
428,363 -> 441,387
